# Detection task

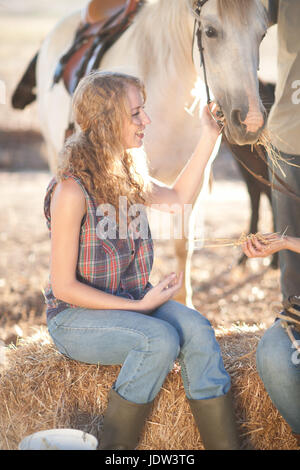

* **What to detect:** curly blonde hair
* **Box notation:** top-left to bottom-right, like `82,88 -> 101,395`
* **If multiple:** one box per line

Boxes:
57,70 -> 150,212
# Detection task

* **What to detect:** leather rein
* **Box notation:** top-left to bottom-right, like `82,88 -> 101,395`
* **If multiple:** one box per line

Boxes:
192,0 -> 300,204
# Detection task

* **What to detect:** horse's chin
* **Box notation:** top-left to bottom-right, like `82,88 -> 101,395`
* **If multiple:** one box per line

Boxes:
224,127 -> 260,147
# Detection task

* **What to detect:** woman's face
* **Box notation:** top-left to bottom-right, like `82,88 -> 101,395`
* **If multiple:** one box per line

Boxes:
122,85 -> 151,149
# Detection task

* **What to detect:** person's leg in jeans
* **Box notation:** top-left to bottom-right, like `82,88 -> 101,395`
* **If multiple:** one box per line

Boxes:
152,300 -> 230,399
47,301 -> 239,449
152,300 -> 239,449
47,306 -> 180,404
47,301 -> 230,402
256,320 -> 300,434
263,150 -> 300,444
47,306 -> 181,450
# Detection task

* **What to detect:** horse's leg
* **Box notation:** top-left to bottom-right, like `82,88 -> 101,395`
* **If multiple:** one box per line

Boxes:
12,52 -> 38,110
227,143 -> 263,266
230,139 -> 278,269
265,189 -> 279,269
238,175 -> 261,266
173,196 -> 199,307
173,169 -> 212,307
174,237 -> 189,305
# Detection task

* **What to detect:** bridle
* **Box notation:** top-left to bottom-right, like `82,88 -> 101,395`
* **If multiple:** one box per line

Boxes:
192,0 -> 225,132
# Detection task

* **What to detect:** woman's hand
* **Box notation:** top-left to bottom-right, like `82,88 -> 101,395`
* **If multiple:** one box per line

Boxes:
138,272 -> 183,314
199,101 -> 223,138
241,232 -> 288,258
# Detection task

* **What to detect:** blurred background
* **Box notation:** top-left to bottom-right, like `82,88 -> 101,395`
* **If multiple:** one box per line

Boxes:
0,0 -> 280,346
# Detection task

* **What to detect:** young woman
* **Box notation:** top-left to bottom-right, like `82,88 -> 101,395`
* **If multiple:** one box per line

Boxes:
44,70 -> 239,450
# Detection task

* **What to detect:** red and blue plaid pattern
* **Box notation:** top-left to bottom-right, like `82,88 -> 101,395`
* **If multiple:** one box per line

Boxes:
44,175 -> 154,321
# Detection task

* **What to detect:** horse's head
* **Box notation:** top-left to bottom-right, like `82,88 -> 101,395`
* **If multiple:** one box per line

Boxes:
193,0 -> 268,145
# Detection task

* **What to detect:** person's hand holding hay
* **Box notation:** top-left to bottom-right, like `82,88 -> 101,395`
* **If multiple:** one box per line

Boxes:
241,232 -> 300,258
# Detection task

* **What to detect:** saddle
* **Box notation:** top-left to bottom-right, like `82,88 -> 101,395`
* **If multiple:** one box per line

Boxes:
53,0 -> 144,95
11,0 -> 144,111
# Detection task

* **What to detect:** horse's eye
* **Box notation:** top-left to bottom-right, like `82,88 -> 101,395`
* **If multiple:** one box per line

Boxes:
205,26 -> 218,38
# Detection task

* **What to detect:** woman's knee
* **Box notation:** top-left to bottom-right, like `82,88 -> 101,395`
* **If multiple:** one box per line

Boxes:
158,300 -> 212,337
256,321 -> 298,380
150,320 -> 180,361
181,307 -> 216,347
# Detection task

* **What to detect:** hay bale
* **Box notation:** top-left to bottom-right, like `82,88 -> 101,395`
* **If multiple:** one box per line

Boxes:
0,325 -> 298,450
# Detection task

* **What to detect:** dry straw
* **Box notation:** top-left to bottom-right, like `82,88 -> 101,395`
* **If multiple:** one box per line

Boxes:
197,231 -> 281,249
257,129 -> 300,174
0,325 -> 298,450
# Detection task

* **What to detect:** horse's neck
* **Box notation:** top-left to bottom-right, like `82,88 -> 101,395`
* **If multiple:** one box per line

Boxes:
102,0 -> 195,85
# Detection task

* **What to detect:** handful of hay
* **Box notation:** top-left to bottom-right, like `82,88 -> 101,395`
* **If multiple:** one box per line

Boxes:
0,325 -> 298,450
199,231 -> 281,249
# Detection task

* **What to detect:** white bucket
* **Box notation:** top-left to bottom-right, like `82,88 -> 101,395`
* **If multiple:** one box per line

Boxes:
18,428 -> 98,450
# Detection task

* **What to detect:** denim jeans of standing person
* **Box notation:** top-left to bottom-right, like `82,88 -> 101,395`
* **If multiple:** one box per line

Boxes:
256,320 -> 300,433
260,150 -> 300,434
47,299 -> 230,404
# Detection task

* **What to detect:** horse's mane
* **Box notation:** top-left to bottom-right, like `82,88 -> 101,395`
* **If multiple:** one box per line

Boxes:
217,0 -> 267,25
129,0 -> 195,79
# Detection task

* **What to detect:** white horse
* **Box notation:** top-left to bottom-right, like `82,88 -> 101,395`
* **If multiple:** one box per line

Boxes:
36,0 -> 268,305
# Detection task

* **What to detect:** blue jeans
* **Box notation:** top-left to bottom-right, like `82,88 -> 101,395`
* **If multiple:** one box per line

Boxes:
266,148 -> 300,433
47,300 -> 230,404
256,320 -> 300,433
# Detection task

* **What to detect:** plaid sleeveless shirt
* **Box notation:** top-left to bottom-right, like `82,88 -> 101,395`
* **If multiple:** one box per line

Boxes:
43,174 -> 154,321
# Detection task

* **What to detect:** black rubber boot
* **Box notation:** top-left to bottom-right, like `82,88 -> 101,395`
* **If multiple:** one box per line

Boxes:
99,388 -> 153,450
188,389 -> 240,450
